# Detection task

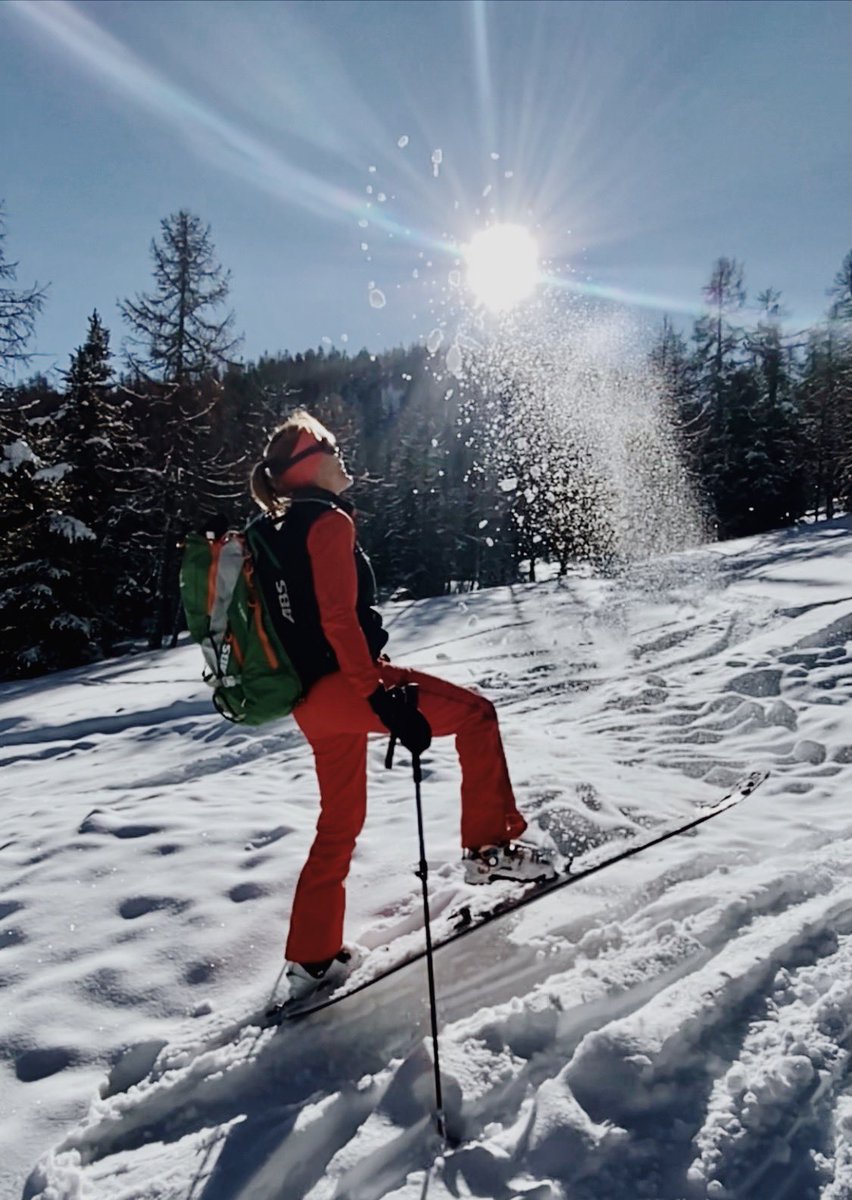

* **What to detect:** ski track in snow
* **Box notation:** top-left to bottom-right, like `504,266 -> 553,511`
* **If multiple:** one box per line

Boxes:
3,517 -> 852,1199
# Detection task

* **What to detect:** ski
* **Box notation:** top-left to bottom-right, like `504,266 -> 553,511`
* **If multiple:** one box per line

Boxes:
265,769 -> 768,1025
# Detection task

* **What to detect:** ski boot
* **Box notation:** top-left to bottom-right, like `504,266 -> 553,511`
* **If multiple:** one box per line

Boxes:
285,945 -> 360,1002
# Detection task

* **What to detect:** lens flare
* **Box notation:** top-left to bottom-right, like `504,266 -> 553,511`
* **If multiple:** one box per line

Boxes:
465,224 -> 539,311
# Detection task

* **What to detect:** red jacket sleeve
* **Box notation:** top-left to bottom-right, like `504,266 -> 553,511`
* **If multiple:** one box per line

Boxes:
306,508 -> 382,697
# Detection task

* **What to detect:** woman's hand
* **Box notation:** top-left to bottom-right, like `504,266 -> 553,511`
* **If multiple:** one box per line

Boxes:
369,685 -> 432,756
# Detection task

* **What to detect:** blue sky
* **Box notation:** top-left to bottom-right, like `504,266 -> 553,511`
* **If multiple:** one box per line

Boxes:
1,0 -> 848,376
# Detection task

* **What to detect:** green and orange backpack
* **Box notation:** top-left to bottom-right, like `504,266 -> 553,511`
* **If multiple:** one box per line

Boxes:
179,523 -> 303,724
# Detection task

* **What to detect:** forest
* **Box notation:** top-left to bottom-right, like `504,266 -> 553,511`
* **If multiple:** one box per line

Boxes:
1,205 -> 850,679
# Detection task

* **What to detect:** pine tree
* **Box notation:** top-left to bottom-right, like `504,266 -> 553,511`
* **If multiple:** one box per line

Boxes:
120,211 -> 244,647
650,316 -> 695,422
737,289 -> 805,532
60,311 -> 114,524
800,330 -> 846,520
0,315 -> 147,676
797,253 -> 852,518
649,316 -> 706,515
0,203 -> 47,385
828,250 -> 852,322
691,258 -> 750,534
351,351 -> 448,598
0,376 -> 101,677
826,250 -> 852,508
695,257 -> 747,383
54,312 -> 150,653
120,211 -> 239,382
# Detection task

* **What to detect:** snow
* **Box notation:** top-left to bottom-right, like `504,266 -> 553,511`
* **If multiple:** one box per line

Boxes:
1,438 -> 39,475
3,516 -> 852,1199
445,343 -> 462,376
47,512 -> 96,542
369,288 -> 387,310
33,462 -> 72,484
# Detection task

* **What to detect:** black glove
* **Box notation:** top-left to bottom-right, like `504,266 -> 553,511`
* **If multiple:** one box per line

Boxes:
369,684 -> 432,757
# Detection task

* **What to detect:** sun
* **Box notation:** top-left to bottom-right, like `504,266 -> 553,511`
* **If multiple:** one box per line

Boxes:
464,224 -> 540,312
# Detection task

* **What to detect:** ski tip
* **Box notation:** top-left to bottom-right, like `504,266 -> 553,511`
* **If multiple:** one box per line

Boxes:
699,769 -> 769,813
739,768 -> 770,794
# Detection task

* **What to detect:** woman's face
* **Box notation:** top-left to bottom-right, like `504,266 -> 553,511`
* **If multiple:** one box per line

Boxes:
312,443 -> 353,494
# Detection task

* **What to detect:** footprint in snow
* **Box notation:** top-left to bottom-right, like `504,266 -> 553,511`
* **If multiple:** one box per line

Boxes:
577,782 -> 602,812
78,966 -> 149,1008
227,882 -> 269,903
184,961 -> 217,986
118,896 -> 191,920
794,740 -> 828,765
78,811 -> 164,839
779,652 -> 821,668
16,1046 -> 78,1082
0,901 -> 26,949
244,825 -> 292,851
112,824 -> 165,839
724,668 -> 783,698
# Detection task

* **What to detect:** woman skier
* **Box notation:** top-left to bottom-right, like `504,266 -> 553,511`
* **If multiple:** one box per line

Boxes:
249,410 -> 555,999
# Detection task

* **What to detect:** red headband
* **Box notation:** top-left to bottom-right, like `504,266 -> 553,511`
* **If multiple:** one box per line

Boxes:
266,430 -> 327,490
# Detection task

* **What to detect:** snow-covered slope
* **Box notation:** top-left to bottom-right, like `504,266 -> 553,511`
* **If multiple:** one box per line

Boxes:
3,517 -> 852,1200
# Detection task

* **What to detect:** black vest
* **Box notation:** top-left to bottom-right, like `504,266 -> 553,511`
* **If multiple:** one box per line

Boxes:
248,490 -> 388,693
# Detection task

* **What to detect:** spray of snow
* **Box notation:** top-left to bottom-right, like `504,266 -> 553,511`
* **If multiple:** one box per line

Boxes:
454,293 -> 707,567
352,142 -> 703,573
445,343 -> 463,377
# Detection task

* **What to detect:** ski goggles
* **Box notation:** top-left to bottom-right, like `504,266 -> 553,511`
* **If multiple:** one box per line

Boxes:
266,439 -> 342,476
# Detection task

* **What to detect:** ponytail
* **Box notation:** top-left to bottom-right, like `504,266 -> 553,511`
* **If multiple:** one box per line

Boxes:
249,458 -> 288,516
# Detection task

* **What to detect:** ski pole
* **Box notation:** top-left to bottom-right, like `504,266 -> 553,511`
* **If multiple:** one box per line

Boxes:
411,751 -> 448,1145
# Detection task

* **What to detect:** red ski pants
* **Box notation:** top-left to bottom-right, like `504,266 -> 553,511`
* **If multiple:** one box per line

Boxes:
285,663 -> 527,963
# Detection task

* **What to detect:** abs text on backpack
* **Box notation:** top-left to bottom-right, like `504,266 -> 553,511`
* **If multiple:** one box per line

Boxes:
180,528 -> 303,724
